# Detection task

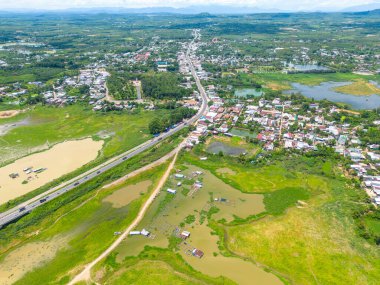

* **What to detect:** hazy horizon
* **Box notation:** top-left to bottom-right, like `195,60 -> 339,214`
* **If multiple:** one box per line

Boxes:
1,0 -> 380,12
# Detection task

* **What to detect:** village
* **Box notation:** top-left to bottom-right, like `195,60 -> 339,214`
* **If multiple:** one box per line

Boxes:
185,89 -> 380,206
180,40 -> 380,207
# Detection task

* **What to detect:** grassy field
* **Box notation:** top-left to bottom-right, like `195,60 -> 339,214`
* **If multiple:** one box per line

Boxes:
0,104 -> 165,165
333,79 -> 380,96
253,72 -> 380,91
0,161 -> 169,285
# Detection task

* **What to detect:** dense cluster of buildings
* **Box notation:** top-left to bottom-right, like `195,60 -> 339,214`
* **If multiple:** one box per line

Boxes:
43,67 -> 109,107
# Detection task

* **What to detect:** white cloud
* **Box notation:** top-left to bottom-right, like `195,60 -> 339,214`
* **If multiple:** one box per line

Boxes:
0,0 -> 378,10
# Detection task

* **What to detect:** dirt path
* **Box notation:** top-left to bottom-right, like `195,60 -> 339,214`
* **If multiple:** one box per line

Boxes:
68,143 -> 183,285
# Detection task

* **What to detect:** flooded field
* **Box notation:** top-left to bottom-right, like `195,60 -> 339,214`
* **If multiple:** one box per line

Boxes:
0,234 -> 71,285
0,138 -> 103,205
235,88 -> 263,98
103,180 -> 152,208
285,81 -> 380,109
206,141 -> 246,156
114,164 -> 279,284
181,224 -> 281,285
229,127 -> 257,139
285,63 -> 330,72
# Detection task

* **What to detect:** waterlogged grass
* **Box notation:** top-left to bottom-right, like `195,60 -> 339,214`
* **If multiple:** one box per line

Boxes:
0,104 -> 166,164
4,163 -> 169,285
333,79 -> 380,96
254,72 -> 380,90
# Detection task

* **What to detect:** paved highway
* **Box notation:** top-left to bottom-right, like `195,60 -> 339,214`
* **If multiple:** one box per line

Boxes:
0,37 -> 208,229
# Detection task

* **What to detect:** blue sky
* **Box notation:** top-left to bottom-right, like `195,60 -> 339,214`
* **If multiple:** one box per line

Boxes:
0,0 -> 379,11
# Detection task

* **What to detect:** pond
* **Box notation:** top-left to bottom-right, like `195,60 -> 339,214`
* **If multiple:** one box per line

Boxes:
230,128 -> 257,139
234,88 -> 263,98
285,63 -> 330,72
206,141 -> 246,156
0,117 -> 30,136
285,81 -> 380,110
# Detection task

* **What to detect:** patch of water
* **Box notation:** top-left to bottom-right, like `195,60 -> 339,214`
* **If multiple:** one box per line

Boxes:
285,81 -> 380,110
0,118 -> 30,136
235,88 -> 263,98
206,141 -> 246,156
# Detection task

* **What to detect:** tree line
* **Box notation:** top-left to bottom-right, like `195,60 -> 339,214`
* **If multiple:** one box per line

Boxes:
149,107 -> 196,134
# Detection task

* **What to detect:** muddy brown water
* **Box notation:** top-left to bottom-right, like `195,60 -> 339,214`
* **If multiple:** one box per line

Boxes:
0,234 -> 71,285
103,180 -> 152,208
182,223 -> 282,285
0,138 -> 103,205
114,165 -> 280,284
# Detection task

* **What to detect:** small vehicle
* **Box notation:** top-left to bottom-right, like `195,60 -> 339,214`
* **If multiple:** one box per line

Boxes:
97,170 -> 101,174
19,207 -> 26,212
122,157 -> 127,160
74,182 -> 80,186
39,198 -> 47,203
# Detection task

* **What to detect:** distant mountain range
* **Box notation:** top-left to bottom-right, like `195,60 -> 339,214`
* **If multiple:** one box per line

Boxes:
2,3 -> 380,14
341,3 -> 380,12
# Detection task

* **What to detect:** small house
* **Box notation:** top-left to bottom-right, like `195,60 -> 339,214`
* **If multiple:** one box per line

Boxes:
175,174 -> 185,179
192,249 -> 204,258
180,231 -> 191,239
167,188 -> 177,194
141,229 -> 150,237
